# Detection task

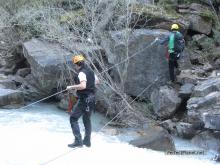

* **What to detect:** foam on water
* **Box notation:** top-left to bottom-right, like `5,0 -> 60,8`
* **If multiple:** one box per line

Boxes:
0,103 -> 217,165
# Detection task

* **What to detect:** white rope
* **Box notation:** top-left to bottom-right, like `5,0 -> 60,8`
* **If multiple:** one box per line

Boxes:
20,89 -> 68,111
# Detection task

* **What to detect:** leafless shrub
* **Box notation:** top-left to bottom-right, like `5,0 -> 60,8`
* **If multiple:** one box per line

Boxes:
0,0 -> 157,127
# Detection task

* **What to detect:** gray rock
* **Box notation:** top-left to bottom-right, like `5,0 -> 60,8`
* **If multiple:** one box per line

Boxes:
203,113 -> 220,130
0,79 -> 16,89
23,39 -> 72,99
191,130 -> 220,152
187,91 -> 220,123
176,122 -> 198,139
179,83 -> 195,99
0,88 -> 24,107
102,29 -> 170,99
188,92 -> 220,110
176,69 -> 199,85
214,58 -> 220,69
129,126 -> 175,152
16,68 -> 31,77
186,3 -> 213,35
193,77 -> 220,97
151,86 -> 181,119
188,50 -> 206,65
178,50 -> 192,70
160,120 -> 198,139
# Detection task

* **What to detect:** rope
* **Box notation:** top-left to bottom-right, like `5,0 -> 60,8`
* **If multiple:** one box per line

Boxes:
97,38 -> 158,76
20,89 -> 68,111
4,89 -> 68,115
40,77 -> 159,165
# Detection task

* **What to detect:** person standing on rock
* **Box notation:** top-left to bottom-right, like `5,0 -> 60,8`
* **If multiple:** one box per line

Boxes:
157,23 -> 185,83
66,54 -> 99,148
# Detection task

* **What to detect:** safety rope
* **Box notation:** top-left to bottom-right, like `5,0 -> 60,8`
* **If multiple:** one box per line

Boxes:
20,89 -> 68,111
40,77 -> 159,165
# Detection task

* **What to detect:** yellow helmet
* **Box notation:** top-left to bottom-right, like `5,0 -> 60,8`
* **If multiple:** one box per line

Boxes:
72,54 -> 85,64
171,23 -> 179,30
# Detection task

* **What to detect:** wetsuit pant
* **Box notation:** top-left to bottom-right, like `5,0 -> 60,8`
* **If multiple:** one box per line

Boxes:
70,95 -> 95,143
169,52 -> 179,82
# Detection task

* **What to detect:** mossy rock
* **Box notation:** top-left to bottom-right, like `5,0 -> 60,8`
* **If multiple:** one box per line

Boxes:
199,10 -> 215,22
132,4 -> 180,19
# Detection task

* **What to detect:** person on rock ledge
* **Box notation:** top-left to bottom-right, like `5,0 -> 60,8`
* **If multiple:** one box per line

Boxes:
157,23 -> 185,83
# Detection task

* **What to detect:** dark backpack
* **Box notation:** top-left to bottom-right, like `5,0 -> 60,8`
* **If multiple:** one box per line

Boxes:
174,32 -> 185,54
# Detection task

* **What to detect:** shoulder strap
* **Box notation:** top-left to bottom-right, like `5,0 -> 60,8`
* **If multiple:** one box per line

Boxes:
168,33 -> 175,53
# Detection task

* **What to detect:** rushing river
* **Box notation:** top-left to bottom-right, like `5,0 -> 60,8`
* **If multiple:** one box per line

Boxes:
0,103 -> 218,165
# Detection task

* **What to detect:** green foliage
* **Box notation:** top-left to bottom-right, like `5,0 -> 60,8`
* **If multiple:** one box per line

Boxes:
132,4 -> 179,19
213,22 -> 220,44
180,0 -> 201,4
157,0 -> 177,14
199,10 -> 214,22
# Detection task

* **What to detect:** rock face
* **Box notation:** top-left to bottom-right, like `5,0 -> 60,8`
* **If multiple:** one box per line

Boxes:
129,126 -> 175,152
178,3 -> 213,35
203,113 -> 220,130
23,39 -> 72,99
187,77 -> 220,125
150,86 -> 181,119
192,78 -> 220,97
103,29 -> 170,99
0,88 -> 24,107
160,120 -> 199,139
191,130 -> 220,153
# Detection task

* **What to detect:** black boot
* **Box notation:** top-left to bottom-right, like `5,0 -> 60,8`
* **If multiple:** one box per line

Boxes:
83,136 -> 91,147
68,139 -> 83,148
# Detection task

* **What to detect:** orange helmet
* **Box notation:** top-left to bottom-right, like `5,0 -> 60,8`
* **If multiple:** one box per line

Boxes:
72,54 -> 85,64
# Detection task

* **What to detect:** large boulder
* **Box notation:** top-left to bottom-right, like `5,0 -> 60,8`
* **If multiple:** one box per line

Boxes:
187,91 -> 220,123
192,77 -> 220,97
187,77 -> 220,126
178,3 -> 213,35
129,126 -> 175,152
23,39 -> 72,99
150,86 -> 181,119
102,29 -> 170,99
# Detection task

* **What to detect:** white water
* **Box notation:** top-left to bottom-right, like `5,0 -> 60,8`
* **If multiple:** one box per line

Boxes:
0,103 -> 217,165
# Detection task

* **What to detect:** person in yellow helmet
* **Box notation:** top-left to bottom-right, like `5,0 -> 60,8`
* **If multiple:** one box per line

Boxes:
158,23 -> 185,83
66,54 -> 99,148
